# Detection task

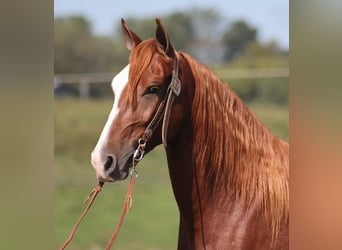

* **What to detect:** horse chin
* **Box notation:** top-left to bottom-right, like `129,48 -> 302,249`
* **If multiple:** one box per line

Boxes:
99,168 -> 129,182
107,155 -> 133,182
111,170 -> 129,181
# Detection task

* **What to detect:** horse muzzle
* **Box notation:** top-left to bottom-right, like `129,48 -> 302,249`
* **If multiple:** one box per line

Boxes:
91,151 -> 132,182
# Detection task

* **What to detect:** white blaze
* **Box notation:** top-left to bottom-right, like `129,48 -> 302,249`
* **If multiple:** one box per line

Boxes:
91,65 -> 130,174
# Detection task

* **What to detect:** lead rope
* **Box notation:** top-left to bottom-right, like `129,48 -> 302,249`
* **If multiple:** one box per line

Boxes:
59,159 -> 139,250
105,155 -> 141,249
59,181 -> 104,250
58,139 -> 144,250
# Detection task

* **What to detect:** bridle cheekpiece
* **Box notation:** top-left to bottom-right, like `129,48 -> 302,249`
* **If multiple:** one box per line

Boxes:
132,51 -> 181,164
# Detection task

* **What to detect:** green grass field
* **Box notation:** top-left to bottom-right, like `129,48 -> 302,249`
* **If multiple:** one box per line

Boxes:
55,98 -> 288,249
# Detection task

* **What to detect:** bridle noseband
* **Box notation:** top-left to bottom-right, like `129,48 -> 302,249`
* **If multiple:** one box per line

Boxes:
133,51 -> 181,162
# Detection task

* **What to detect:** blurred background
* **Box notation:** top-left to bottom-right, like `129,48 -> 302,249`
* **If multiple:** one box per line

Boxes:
54,1 -> 288,249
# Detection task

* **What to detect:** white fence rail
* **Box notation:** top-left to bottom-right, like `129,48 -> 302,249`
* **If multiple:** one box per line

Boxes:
54,68 -> 289,98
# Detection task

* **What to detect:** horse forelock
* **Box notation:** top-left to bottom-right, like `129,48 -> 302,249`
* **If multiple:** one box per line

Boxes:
180,52 -> 289,241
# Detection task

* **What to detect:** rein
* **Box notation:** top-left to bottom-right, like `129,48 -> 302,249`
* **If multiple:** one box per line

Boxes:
59,52 -> 181,249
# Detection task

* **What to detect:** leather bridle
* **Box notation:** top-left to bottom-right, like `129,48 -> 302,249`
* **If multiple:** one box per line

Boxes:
134,50 -> 181,160
59,52 -> 181,250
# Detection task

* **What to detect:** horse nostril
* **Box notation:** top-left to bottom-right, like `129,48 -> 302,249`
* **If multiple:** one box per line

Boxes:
104,156 -> 113,171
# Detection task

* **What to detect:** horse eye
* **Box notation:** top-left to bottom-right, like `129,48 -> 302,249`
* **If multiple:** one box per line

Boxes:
145,85 -> 160,95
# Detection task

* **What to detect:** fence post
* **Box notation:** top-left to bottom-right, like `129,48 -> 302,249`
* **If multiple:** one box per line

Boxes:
79,78 -> 90,99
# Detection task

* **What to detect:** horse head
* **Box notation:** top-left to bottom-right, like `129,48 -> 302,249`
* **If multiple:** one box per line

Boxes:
91,19 -> 188,182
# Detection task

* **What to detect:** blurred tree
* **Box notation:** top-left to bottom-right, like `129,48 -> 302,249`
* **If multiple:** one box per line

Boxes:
55,15 -> 128,74
54,11 -> 288,104
227,40 -> 288,68
55,11 -> 288,74
54,16 -> 95,73
164,12 -> 194,51
224,40 -> 288,105
222,20 -> 257,62
189,8 -> 224,64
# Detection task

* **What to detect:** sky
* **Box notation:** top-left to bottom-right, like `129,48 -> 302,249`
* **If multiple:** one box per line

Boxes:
54,0 -> 288,49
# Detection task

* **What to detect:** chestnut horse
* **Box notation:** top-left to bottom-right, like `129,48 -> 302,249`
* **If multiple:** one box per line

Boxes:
91,19 -> 289,249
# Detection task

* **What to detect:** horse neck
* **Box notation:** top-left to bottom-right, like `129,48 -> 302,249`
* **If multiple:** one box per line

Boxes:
165,53 -> 289,248
164,93 -> 194,222
165,122 -> 197,249
163,54 -> 197,246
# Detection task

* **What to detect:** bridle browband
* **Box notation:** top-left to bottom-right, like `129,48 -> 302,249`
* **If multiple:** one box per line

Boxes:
59,51 -> 181,250
133,50 -> 181,161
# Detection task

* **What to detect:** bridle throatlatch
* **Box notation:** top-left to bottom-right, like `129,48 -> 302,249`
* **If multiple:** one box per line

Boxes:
59,52 -> 181,250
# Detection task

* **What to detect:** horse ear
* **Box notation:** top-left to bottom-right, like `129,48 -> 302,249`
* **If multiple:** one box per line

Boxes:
121,18 -> 142,51
155,18 -> 175,57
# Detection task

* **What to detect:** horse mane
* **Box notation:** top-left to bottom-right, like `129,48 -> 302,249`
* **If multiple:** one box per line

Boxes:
180,52 -> 289,238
